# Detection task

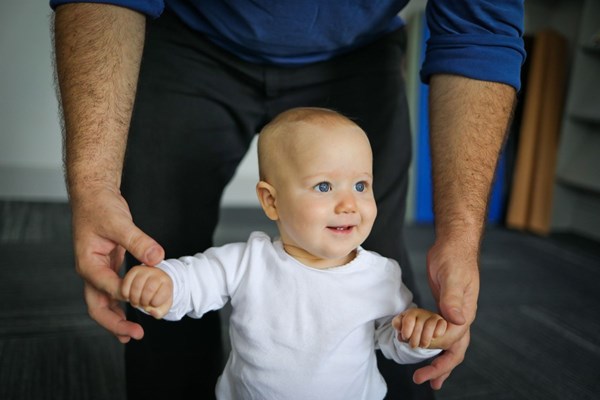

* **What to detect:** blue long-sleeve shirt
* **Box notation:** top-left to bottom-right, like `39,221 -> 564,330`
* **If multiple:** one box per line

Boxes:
50,0 -> 525,90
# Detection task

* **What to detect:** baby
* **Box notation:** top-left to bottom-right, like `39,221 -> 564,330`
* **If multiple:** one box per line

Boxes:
121,107 -> 449,399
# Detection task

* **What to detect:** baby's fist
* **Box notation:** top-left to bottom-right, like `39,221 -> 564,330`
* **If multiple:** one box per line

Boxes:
393,308 -> 447,349
121,265 -> 173,319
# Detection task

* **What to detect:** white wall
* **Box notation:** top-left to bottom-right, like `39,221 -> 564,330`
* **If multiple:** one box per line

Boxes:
0,0 -> 66,200
221,137 -> 260,207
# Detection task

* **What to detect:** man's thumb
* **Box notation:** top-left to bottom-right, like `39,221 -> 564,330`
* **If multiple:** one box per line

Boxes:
439,289 -> 466,325
142,243 -> 165,266
116,222 -> 165,266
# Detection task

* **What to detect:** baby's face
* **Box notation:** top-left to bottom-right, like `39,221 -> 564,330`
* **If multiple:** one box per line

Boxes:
273,122 -> 377,268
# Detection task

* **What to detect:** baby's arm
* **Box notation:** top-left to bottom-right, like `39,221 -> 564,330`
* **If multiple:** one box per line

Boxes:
121,265 -> 173,319
392,308 -> 449,350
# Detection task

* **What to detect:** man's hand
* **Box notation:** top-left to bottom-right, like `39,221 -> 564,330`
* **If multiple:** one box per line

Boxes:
427,238 -> 480,327
414,329 -> 471,390
413,237 -> 480,388
72,186 -> 164,342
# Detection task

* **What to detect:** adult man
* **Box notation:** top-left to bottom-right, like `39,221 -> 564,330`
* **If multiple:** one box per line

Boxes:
51,1 -> 524,399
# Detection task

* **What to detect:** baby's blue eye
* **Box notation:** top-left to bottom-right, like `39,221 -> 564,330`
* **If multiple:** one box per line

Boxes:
355,182 -> 366,192
314,182 -> 331,192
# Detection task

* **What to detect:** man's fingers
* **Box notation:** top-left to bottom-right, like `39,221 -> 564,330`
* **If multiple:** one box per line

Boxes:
429,373 -> 451,390
80,261 -> 126,301
84,284 -> 144,340
91,303 -> 144,340
109,218 -> 164,266
413,330 -> 470,387
413,353 -> 455,387
413,353 -> 459,388
74,187 -> 164,267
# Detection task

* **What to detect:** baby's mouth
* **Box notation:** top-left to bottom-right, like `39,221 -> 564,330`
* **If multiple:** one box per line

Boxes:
327,225 -> 355,232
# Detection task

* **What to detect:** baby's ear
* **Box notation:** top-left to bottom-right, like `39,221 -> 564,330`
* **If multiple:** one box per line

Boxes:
256,181 -> 279,221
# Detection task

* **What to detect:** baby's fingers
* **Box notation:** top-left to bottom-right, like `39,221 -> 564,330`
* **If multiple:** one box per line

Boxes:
399,313 -> 417,342
419,317 -> 438,348
420,316 -> 446,348
144,278 -> 173,319
434,318 -> 448,338
144,304 -> 169,319
123,267 -> 151,307
423,318 -> 448,349
409,320 -> 424,348
139,275 -> 166,307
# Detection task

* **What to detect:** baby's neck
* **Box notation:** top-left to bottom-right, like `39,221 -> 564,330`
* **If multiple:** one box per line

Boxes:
282,244 -> 357,269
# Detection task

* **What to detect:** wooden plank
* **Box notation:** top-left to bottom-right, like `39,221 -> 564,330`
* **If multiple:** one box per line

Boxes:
528,31 -> 568,235
506,31 -> 552,230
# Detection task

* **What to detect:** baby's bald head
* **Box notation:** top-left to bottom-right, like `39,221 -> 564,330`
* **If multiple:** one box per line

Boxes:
257,107 -> 369,184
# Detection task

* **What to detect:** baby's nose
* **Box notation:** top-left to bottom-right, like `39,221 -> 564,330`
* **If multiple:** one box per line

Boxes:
335,192 -> 357,213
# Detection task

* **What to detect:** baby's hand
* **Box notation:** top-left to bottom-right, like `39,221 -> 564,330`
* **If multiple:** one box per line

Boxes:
121,265 -> 173,319
392,308 -> 448,349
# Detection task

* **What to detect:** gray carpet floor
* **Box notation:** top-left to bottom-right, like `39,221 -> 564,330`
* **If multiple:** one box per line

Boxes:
1,201 -> 599,399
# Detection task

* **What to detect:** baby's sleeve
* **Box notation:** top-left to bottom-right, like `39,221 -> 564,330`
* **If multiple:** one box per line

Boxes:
156,242 -> 249,321
374,258 -> 441,363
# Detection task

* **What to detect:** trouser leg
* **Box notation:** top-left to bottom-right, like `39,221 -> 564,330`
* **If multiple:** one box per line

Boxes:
121,13 -> 264,400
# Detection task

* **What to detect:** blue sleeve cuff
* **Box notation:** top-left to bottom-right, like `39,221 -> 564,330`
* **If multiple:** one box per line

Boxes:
421,0 -> 526,91
50,0 -> 164,19
420,33 -> 526,91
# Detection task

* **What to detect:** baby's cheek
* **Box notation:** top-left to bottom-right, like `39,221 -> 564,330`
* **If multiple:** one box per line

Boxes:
362,202 -> 377,227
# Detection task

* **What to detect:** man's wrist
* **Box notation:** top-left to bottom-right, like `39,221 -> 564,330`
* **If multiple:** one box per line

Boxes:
434,215 -> 483,251
67,178 -> 122,205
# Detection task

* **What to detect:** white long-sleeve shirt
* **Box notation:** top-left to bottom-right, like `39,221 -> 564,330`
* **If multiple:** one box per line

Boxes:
157,231 -> 440,400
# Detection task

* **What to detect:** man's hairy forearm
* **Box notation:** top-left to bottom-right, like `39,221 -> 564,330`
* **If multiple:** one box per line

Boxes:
429,74 -> 515,249
53,4 -> 145,198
